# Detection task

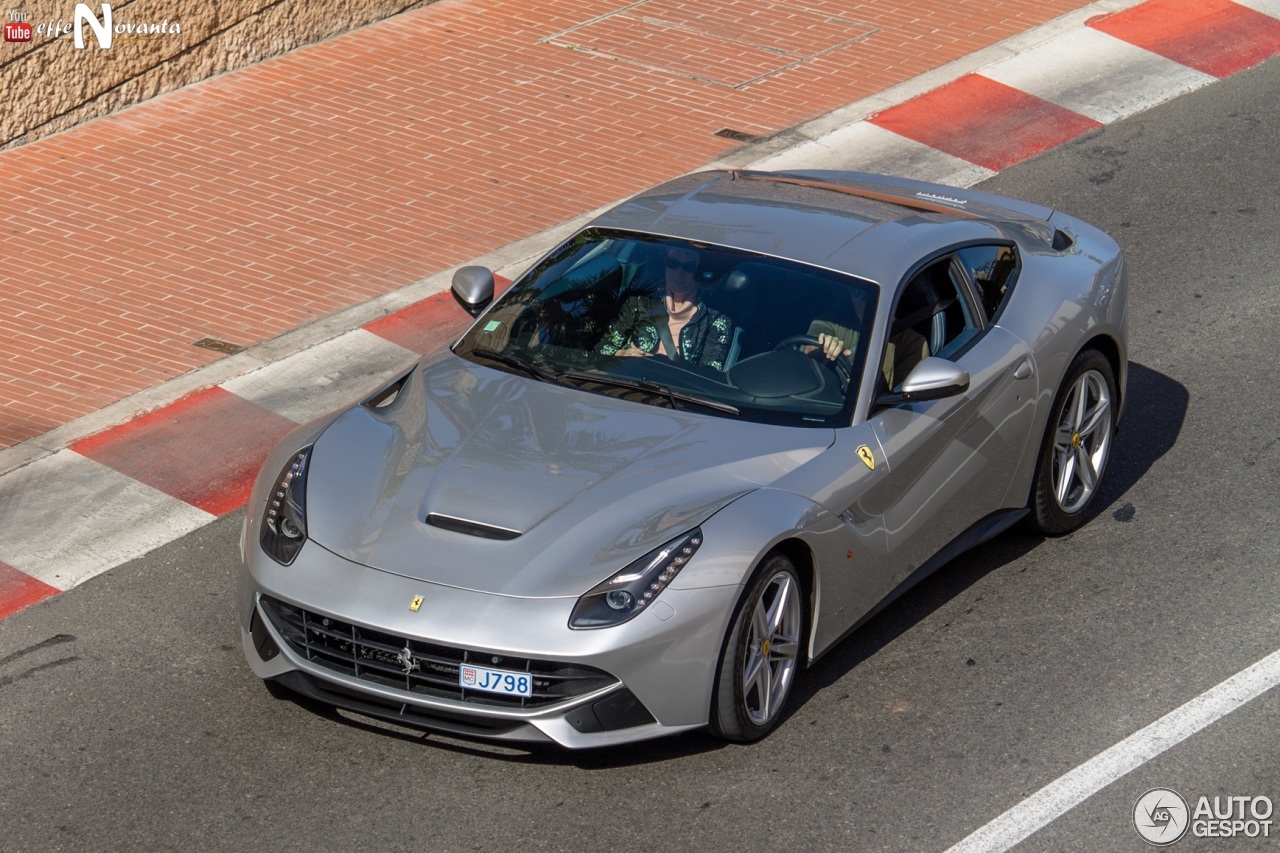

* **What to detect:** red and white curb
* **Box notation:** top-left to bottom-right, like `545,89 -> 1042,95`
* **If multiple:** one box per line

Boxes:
2,0 -> 1278,620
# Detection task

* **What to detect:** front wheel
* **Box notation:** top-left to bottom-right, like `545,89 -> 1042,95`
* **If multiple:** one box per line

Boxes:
1030,349 -> 1117,534
709,554 -> 805,742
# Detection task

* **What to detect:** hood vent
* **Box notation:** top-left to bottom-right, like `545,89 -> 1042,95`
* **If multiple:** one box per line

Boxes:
363,369 -> 413,409
426,513 -> 522,541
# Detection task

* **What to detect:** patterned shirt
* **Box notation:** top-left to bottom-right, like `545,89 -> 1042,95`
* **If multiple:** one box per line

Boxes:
599,296 -> 734,371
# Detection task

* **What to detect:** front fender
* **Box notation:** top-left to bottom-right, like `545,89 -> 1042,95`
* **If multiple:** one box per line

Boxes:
674,487 -> 877,661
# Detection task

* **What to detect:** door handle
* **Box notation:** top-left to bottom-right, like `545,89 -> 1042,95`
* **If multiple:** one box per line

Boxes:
1013,358 -> 1034,380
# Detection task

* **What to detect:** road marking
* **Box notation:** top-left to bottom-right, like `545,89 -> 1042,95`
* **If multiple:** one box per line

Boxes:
945,646 -> 1280,852
868,74 -> 1103,172
749,121 -> 996,188
0,450 -> 215,590
981,27 -> 1215,124
221,329 -> 416,424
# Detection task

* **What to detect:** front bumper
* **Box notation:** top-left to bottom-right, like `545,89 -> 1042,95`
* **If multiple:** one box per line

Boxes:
239,539 -> 740,748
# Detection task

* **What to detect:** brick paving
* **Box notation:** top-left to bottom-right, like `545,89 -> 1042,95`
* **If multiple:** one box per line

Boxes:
0,0 -> 1095,450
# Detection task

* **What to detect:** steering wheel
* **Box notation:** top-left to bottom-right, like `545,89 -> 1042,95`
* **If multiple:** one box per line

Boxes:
774,334 -> 853,386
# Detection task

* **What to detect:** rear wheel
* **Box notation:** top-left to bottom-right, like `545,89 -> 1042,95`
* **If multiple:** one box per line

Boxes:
709,554 -> 804,742
1030,349 -> 1117,534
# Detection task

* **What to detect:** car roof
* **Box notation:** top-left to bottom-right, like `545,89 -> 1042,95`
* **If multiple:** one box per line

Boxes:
589,169 -> 1059,286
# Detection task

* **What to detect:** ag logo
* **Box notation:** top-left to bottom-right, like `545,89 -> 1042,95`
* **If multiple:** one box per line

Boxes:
856,445 -> 875,470
1134,788 -> 1189,846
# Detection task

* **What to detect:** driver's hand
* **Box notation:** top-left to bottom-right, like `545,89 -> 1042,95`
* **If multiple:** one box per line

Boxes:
817,333 -> 851,361
617,344 -> 650,358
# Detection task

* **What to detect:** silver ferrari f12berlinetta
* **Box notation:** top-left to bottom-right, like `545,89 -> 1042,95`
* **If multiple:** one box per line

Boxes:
240,169 -> 1128,748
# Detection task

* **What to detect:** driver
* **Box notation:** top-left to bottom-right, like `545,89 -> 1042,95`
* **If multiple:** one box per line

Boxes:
597,245 -> 734,371
805,287 -> 870,364
805,287 -> 928,390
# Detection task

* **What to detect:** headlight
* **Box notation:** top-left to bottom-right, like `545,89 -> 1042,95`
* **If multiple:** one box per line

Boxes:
260,447 -> 311,565
569,528 -> 703,629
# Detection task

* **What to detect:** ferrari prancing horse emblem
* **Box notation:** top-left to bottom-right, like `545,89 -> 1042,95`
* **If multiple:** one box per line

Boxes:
410,595 -> 424,612
857,445 -> 875,471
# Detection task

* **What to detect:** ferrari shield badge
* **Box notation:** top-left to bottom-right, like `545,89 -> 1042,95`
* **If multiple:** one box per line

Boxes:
857,445 -> 875,471
410,595 -> 424,612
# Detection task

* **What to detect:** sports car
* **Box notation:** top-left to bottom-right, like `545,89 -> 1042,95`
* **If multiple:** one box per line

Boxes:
239,169 -> 1128,748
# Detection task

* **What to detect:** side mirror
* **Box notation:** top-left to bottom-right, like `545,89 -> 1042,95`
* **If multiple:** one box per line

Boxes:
451,266 -> 495,317
876,357 -> 970,406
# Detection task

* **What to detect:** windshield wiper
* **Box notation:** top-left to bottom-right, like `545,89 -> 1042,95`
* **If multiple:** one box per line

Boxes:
561,371 -> 740,416
466,349 -> 559,383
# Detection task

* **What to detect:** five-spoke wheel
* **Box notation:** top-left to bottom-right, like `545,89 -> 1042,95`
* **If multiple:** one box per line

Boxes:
1031,349 -> 1117,533
710,554 -> 804,741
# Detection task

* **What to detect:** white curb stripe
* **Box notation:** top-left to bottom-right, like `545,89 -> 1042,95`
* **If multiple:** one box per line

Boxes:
1234,0 -> 1280,18
220,329 -> 417,425
749,122 -> 996,188
981,28 -> 1216,124
0,450 -> 215,590
944,647 -> 1280,852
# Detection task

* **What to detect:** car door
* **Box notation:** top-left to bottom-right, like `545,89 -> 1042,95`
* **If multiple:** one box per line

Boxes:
864,248 -> 1038,585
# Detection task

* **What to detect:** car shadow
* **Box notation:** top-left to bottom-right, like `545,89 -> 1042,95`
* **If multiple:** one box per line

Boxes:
304,702 -> 729,766
278,362 -> 1187,767
1094,360 -> 1189,516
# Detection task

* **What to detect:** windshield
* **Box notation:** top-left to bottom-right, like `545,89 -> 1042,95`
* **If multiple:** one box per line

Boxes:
453,228 -> 879,427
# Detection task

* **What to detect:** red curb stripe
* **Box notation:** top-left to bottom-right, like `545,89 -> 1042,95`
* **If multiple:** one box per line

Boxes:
1089,0 -> 1280,78
0,562 -> 59,620
364,292 -> 474,356
869,74 -> 1103,172
365,275 -> 512,356
71,387 -> 298,517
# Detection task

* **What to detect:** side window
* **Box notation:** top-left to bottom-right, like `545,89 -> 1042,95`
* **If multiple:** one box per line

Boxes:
884,258 -> 981,388
955,244 -> 1018,322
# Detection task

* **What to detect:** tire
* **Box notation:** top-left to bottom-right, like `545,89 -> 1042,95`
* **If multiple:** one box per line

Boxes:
1030,349 -> 1117,534
709,553 -> 805,742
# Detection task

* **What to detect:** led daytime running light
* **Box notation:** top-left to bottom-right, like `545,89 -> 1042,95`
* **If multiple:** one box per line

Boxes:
260,447 -> 311,565
569,528 -> 703,629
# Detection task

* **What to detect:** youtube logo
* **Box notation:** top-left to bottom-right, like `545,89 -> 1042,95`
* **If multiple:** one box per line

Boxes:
4,21 -> 32,42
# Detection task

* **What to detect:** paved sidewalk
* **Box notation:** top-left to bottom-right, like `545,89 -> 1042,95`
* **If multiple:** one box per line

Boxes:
1,0 -> 1098,453
1,0 -> 1279,618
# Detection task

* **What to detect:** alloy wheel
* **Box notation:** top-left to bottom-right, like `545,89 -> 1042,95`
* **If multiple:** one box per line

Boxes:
1051,368 -> 1113,514
741,570 -> 802,726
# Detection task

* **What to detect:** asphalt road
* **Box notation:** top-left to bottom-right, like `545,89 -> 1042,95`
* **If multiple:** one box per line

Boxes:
1,58 -> 1276,853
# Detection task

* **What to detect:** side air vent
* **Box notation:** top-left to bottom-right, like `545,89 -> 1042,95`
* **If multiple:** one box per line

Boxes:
1052,228 -> 1075,252
426,513 -> 521,540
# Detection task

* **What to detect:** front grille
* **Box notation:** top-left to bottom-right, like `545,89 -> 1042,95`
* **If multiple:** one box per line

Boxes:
260,596 -> 616,709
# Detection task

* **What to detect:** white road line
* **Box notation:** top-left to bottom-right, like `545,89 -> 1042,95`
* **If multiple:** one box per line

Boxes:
944,647 -> 1280,852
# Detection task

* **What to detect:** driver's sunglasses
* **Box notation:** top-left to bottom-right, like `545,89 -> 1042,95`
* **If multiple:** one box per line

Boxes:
665,257 -> 698,273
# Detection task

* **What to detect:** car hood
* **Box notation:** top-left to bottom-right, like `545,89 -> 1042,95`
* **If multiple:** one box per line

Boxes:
305,355 -> 831,597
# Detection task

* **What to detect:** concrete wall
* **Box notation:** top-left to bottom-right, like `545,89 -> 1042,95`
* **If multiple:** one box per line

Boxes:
2,0 -> 436,150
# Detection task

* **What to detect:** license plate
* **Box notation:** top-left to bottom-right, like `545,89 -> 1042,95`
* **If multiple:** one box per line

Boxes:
459,663 -> 532,697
